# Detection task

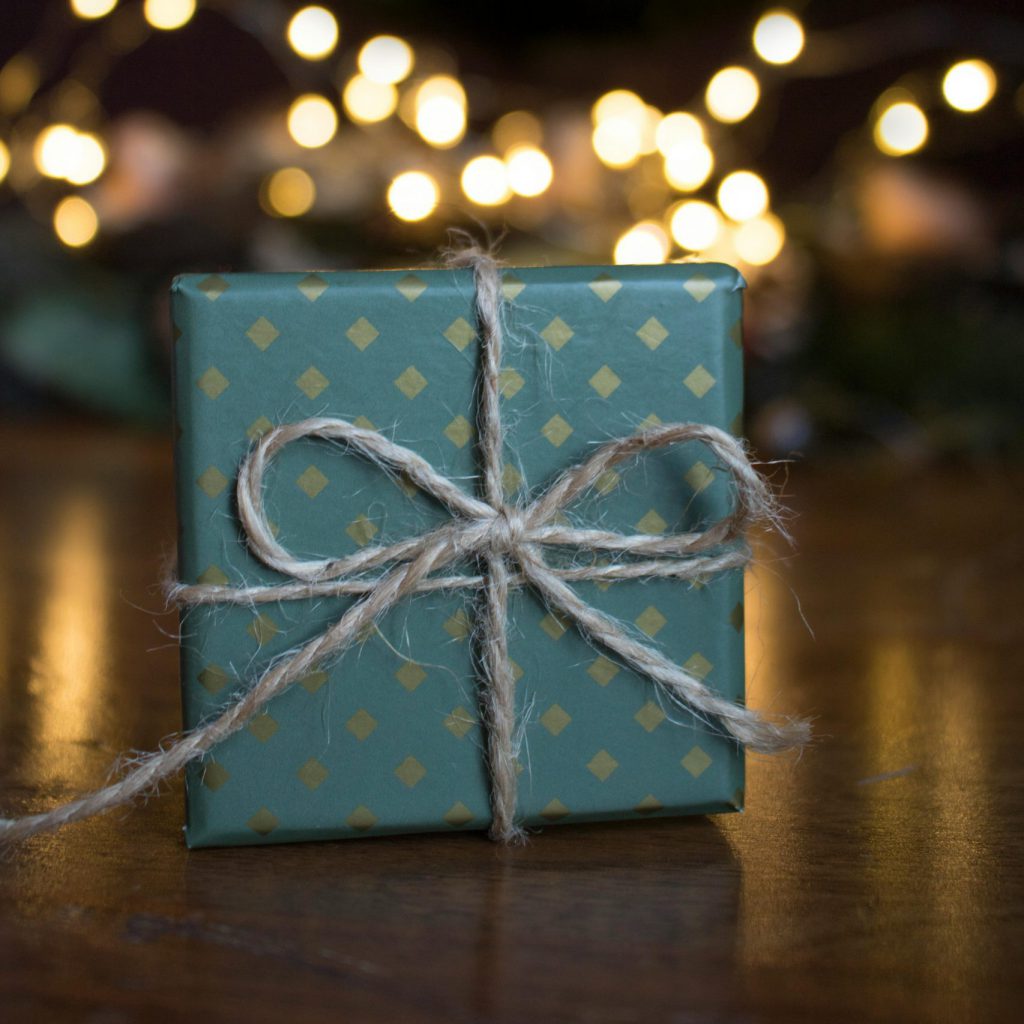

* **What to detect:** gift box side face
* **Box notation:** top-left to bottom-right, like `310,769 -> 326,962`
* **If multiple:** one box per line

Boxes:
171,263 -> 746,847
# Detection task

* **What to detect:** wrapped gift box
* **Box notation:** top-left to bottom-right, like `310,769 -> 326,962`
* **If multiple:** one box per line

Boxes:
171,262 -> 747,847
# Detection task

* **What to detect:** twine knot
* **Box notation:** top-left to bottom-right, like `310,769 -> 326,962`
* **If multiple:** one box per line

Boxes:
484,506 -> 529,556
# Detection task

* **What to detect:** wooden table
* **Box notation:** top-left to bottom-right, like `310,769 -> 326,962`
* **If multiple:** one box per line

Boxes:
1,424 -> 1021,1023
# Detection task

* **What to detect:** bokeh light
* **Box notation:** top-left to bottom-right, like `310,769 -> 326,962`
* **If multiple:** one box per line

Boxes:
614,221 -> 670,264
263,167 -> 316,217
342,75 -> 398,124
874,101 -> 928,156
64,132 -> 106,185
733,212 -> 786,265
143,0 -> 195,31
387,170 -> 439,221
286,6 -> 339,61
591,89 -> 646,126
662,140 -> 714,192
0,140 -> 10,184
505,145 -> 553,197
655,112 -> 704,156
415,76 -> 467,148
461,155 -> 512,206
358,36 -> 414,85
942,60 -> 996,113
717,171 -> 769,221
53,195 -> 99,248
70,0 -> 118,18
592,117 -> 642,169
705,67 -> 760,123
753,10 -> 805,65
493,110 -> 543,152
669,200 -> 721,251
287,94 -> 338,148
34,125 -> 106,184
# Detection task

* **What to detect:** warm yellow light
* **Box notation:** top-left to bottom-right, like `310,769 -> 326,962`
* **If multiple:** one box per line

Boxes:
461,155 -> 511,206
717,170 -> 769,221
263,167 -> 316,217
342,75 -> 398,124
705,66 -> 760,123
53,196 -> 99,248
358,35 -> 414,85
753,10 -> 805,65
0,140 -> 9,184
614,221 -> 670,265
669,200 -> 721,251
64,131 -> 106,185
592,117 -> 642,169
387,170 -> 439,221
942,59 -> 996,113
492,110 -> 543,152
592,89 -> 646,126
143,0 -> 195,31
734,212 -> 785,265
35,124 -> 79,178
505,144 -> 553,197
287,94 -> 338,148
663,140 -> 714,192
874,101 -> 928,156
415,76 -> 467,148
655,112 -> 704,156
70,0 -> 118,18
286,6 -> 339,61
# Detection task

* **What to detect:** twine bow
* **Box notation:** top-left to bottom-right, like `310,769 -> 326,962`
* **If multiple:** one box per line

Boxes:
0,250 -> 809,845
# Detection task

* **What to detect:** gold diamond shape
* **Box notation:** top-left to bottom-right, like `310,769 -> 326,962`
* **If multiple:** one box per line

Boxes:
394,755 -> 426,788
684,365 -> 716,398
683,273 -> 716,303
444,706 -> 476,738
730,602 -> 744,632
444,801 -> 475,827
594,470 -> 620,495
636,316 -> 669,350
730,412 -> 744,437
510,660 -> 523,681
347,805 -> 377,831
499,368 -> 524,398
540,316 -> 574,350
296,465 -> 328,498
634,794 -> 662,815
346,708 -> 377,740
298,273 -> 328,301
346,316 -> 379,350
729,318 -> 743,349
589,273 -> 622,302
539,612 -> 569,641
346,514 -> 378,547
197,274 -> 228,300
443,317 -> 476,351
395,273 -> 426,301
202,761 -> 230,791
541,414 -> 573,447
501,464 -> 522,495
198,664 -> 229,694
589,365 -> 621,398
634,700 -> 666,732
297,757 -> 329,790
300,669 -> 329,693
246,415 -> 273,440
685,460 -> 715,493
246,316 -> 279,351
296,365 -> 329,399
443,608 -> 471,640
444,415 -> 473,448
196,366 -> 229,399
394,365 -> 427,399
196,466 -> 228,498
197,564 -> 229,586
353,415 -> 375,430
587,657 -> 619,686
540,703 -> 572,736
684,652 -> 713,679
248,714 -> 278,742
247,807 -> 278,835
540,798 -> 570,821
640,412 -> 663,430
502,273 -> 525,301
395,661 -> 427,692
248,613 -> 279,645
587,749 -> 619,781
682,745 -> 712,778
635,606 -> 667,637
637,508 -> 667,534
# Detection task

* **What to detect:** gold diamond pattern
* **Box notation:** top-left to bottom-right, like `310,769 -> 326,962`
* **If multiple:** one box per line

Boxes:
296,465 -> 328,498
297,757 -> 329,790
539,612 -> 569,641
299,669 -> 329,693
444,706 -> 476,738
589,273 -> 621,302
636,317 -> 669,350
198,664 -> 229,694
540,798 -> 570,821
246,415 -> 273,440
196,366 -> 229,399
730,603 -> 744,632
594,470 -> 620,495
502,274 -> 526,301
444,801 -> 475,827
540,703 -> 571,736
634,700 -> 666,732
443,317 -> 476,351
353,415 -> 375,430
685,460 -> 714,493
501,463 -> 523,495
197,274 -> 228,300
394,365 -> 427,399
587,656 -> 619,686
197,564 -> 229,586
683,364 -> 716,398
541,414 -> 573,447
395,661 -> 427,692
394,755 -> 426,788
499,368 -> 524,398
587,749 -> 619,781
247,808 -> 278,835
196,466 -> 228,498
683,273 -> 716,303
635,605 -> 667,637
298,273 -> 328,301
395,273 -> 426,301
246,316 -> 279,351
540,316 -> 574,350
202,761 -> 230,791
729,318 -> 743,349
248,613 -> 279,645
248,714 -> 278,742
346,708 -> 378,740
346,514 -> 378,547
640,412 -> 663,430
347,805 -> 377,830
682,745 -> 712,778
589,365 -> 621,398
636,508 -> 667,534
444,415 -> 473,448
443,608 -> 471,641
634,794 -> 663,815
296,365 -> 329,399
346,316 -> 379,351
684,652 -> 713,679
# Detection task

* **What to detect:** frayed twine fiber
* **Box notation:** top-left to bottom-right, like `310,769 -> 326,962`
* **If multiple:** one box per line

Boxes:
0,246 -> 810,846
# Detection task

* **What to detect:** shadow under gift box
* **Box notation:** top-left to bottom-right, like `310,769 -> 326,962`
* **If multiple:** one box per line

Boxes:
170,262 -> 747,847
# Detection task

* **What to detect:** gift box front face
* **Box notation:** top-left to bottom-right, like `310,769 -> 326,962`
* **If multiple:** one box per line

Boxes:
171,262 -> 747,847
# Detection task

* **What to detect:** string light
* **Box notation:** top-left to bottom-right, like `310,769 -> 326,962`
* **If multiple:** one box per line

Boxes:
387,170 -> 439,221
461,155 -> 511,205
593,117 -> 642,169
505,144 -> 553,197
705,67 -> 760,123
0,140 -> 10,184
53,195 -> 99,247
286,6 -> 339,61
614,221 -> 669,264
873,101 -> 928,156
287,94 -> 337,148
591,89 -> 646,125
733,212 -> 785,265
34,125 -> 106,184
662,140 -> 714,191
669,200 -> 721,251
492,110 -> 543,152
752,10 -> 805,65
143,0 -> 195,31
262,167 -> 316,217
942,59 -> 996,113
342,75 -> 398,124
358,36 -> 414,85
415,76 -> 466,148
655,112 -> 703,156
70,0 -> 118,18
64,132 -> 106,185
717,171 -> 769,221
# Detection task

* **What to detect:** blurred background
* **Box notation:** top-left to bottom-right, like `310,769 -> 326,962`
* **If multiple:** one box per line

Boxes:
0,0 -> 1020,460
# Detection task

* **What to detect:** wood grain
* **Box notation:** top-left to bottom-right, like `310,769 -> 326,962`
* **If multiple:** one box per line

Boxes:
1,423 -> 1022,1023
